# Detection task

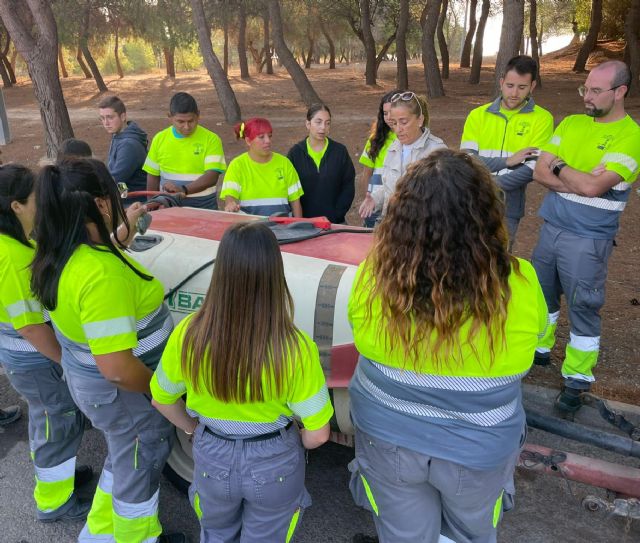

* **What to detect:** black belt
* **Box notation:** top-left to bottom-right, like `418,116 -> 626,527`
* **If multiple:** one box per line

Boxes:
204,421 -> 293,442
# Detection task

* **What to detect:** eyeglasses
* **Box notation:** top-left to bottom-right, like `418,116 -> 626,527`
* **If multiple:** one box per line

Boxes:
390,91 -> 424,119
117,182 -> 129,199
577,84 -> 622,97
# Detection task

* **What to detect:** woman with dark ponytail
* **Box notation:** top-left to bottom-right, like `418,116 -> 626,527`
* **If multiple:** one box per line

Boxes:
0,164 -> 89,523
31,158 -> 184,543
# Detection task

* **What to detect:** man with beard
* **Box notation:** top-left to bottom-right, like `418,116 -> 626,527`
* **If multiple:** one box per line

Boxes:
461,55 -> 553,248
531,61 -> 640,412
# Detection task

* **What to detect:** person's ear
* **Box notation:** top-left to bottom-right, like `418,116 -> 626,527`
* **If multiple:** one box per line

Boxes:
94,197 -> 109,215
10,200 -> 22,215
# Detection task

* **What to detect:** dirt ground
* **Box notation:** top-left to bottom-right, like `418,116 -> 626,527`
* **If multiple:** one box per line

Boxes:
2,53 -> 639,405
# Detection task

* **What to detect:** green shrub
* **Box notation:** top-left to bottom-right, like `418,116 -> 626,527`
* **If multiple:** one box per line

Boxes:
122,40 -> 156,73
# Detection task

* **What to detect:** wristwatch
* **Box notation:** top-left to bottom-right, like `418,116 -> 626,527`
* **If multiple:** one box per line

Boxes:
552,161 -> 566,176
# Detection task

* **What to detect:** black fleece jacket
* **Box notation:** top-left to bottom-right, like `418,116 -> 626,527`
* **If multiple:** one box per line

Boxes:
287,138 -> 355,224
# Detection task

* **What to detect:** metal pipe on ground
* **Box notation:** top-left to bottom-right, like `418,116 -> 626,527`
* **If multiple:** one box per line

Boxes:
525,409 -> 640,459
519,443 -> 640,498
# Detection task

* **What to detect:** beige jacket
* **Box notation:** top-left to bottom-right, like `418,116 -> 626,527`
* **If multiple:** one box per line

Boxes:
371,128 -> 447,215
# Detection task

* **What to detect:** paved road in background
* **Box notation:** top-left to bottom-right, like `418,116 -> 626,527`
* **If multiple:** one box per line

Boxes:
1,372 -> 638,543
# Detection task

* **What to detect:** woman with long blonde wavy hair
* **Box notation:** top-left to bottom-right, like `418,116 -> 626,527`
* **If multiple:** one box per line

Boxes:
348,149 -> 548,543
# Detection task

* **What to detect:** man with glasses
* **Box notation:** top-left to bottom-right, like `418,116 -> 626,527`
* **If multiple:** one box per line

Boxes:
461,55 -> 553,249
532,60 -> 640,412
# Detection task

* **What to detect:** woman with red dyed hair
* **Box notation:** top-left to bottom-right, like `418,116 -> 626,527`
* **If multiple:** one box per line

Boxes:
220,118 -> 303,217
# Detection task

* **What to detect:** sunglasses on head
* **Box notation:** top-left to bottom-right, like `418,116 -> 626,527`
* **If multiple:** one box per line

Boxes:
390,92 -> 424,118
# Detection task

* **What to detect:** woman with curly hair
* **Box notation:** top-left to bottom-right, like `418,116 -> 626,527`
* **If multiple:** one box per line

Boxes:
348,149 -> 547,543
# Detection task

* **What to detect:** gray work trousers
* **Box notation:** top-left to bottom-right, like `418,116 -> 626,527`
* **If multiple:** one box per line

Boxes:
349,428 -> 520,543
506,217 -> 520,252
63,369 -> 174,541
189,422 -> 311,543
4,362 -> 84,516
531,221 -> 613,387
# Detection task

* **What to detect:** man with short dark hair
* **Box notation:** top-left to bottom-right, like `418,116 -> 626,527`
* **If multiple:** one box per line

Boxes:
461,55 -> 554,248
532,60 -> 640,411
98,95 -> 148,200
143,92 -> 226,209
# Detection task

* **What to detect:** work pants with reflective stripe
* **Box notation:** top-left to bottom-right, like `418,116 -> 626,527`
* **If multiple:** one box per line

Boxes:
189,423 -> 311,543
348,428 -> 520,543
531,221 -> 613,388
3,361 -> 84,517
64,369 -> 174,543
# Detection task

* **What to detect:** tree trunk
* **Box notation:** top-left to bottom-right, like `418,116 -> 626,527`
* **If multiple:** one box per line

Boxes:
80,1 -> 108,92
58,44 -> 68,78
114,24 -> 124,79
190,0 -> 241,123
529,0 -> 541,86
163,46 -> 176,78
460,0 -> 477,68
319,18 -> 336,69
0,29 -> 13,87
237,1 -> 250,79
4,49 -> 16,84
573,0 -> 602,72
469,0 -> 489,84
223,9 -> 229,74
0,57 -> 10,87
76,43 -> 92,78
247,40 -> 263,72
305,35 -> 314,69
0,0 -> 74,157
262,7 -> 273,74
625,0 -> 640,96
359,0 -> 378,85
569,20 -> 581,47
396,0 -> 409,89
494,0 -> 524,93
9,47 -> 17,75
422,0 -> 445,98
268,0 -> 322,106
437,0 -> 450,79
375,30 -> 397,71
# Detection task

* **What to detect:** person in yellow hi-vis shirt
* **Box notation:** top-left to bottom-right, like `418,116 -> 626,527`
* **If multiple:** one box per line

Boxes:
357,90 -> 398,227
144,92 -> 226,209
220,117 -> 304,217
461,55 -> 554,249
30,159 -> 185,543
532,61 -> 640,412
0,164 -> 91,523
348,150 -> 547,543
151,222 -> 333,543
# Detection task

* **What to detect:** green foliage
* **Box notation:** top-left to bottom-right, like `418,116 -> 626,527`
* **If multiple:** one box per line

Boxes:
175,44 -> 204,71
122,39 -> 157,72
574,0 -> 630,40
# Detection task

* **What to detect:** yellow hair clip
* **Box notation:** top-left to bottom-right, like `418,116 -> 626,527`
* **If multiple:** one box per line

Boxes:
239,122 -> 245,138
